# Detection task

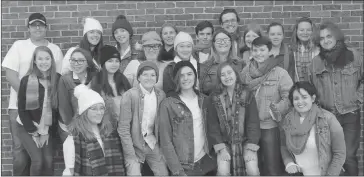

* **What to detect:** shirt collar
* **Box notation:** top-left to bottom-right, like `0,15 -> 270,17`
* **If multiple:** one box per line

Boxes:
72,72 -> 87,80
139,83 -> 155,95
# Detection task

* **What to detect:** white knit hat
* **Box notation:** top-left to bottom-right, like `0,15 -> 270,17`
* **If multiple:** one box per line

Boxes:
174,31 -> 194,50
74,84 -> 105,115
83,17 -> 103,36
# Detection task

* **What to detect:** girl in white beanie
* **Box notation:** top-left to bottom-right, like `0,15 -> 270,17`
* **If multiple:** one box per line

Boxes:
61,17 -> 104,74
62,84 -> 126,176
162,31 -> 200,97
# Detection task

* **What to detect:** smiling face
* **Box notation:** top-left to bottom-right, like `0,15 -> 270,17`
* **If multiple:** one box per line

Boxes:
292,88 -> 316,116
86,30 -> 102,46
29,21 -> 47,40
220,65 -> 236,88
138,68 -> 157,90
162,26 -> 177,46
87,103 -> 105,125
268,25 -> 284,47
70,52 -> 88,74
245,30 -> 259,48
143,44 -> 161,61
221,12 -> 238,33
320,28 -> 337,50
104,58 -> 120,74
179,66 -> 195,91
34,50 -> 52,73
114,28 -> 130,45
297,22 -> 313,42
214,32 -> 232,54
197,27 -> 213,45
252,44 -> 270,63
176,42 -> 193,60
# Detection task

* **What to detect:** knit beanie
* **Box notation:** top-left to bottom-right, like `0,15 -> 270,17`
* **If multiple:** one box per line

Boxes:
99,45 -> 121,67
174,31 -> 194,50
74,84 -> 105,115
83,17 -> 103,36
137,61 -> 159,82
172,60 -> 197,80
112,15 -> 133,40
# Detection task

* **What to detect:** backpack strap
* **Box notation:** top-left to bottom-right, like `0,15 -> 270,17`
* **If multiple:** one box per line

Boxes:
283,43 -> 290,70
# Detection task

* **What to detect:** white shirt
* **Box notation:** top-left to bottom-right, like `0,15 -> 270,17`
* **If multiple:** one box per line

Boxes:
140,84 -> 157,150
1,39 -> 63,109
123,60 -> 141,87
179,95 -> 206,162
198,52 -> 210,64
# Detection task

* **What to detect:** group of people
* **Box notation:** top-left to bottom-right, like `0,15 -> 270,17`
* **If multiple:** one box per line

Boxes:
2,8 -> 363,176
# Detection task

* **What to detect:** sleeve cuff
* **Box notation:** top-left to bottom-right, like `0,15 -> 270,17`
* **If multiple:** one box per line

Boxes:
213,143 -> 227,153
285,162 -> 298,170
244,143 -> 260,152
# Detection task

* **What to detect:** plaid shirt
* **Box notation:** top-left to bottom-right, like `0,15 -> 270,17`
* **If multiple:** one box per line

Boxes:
73,130 -> 126,176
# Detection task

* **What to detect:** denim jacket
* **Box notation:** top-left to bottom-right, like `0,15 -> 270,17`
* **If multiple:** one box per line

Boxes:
158,92 -> 210,175
281,107 -> 346,176
117,85 -> 166,163
308,48 -> 363,114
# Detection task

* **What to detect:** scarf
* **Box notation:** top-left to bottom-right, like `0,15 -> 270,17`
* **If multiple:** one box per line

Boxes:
159,47 -> 175,61
319,40 -> 353,68
25,73 -> 40,110
284,104 -> 319,155
194,43 -> 212,54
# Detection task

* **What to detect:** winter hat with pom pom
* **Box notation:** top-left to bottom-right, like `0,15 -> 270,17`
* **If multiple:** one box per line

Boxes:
112,14 -> 133,40
83,17 -> 103,36
74,84 -> 105,115
174,31 -> 194,50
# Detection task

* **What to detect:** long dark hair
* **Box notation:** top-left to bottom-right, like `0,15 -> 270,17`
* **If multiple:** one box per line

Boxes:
209,29 -> 239,62
70,48 -> 99,74
214,61 -> 245,95
79,33 -> 104,64
91,65 -> 131,97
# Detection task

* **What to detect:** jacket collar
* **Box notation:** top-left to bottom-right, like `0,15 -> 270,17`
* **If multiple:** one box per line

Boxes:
137,84 -> 161,98
170,91 -> 205,106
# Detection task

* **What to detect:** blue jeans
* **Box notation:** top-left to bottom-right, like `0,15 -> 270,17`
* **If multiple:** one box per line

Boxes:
337,110 -> 360,176
17,122 -> 53,176
258,127 -> 285,176
8,109 -> 30,176
184,154 -> 217,176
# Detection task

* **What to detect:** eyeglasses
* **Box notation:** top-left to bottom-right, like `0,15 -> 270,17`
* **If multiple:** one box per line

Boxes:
215,38 -> 231,45
70,59 -> 86,65
144,45 -> 160,51
29,23 -> 46,29
222,19 -> 237,25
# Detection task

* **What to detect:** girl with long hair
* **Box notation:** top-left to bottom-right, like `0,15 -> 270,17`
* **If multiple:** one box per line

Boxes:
239,22 -> 264,63
159,23 -> 178,61
267,22 -> 291,71
17,46 -> 60,175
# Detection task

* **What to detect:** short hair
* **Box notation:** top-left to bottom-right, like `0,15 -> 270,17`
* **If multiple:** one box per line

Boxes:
195,20 -> 214,35
137,66 -> 156,82
219,8 -> 240,24
251,36 -> 272,51
319,21 -> 345,42
288,81 -> 319,106
267,22 -> 285,34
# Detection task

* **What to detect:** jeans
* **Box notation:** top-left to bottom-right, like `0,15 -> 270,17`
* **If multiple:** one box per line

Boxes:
125,144 -> 168,176
8,109 -> 30,176
258,127 -> 285,176
337,110 -> 360,176
17,122 -> 53,176
184,154 -> 217,176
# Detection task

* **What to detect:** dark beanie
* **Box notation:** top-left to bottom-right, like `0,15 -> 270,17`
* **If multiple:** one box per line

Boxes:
173,61 -> 197,80
99,45 -> 121,67
112,15 -> 133,40
137,61 -> 159,82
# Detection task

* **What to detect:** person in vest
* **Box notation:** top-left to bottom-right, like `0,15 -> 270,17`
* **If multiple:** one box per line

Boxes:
267,22 -> 291,71
1,12 -> 63,175
240,22 -> 264,64
111,14 -> 138,73
118,61 -> 168,176
281,81 -> 346,176
200,29 -> 244,96
308,21 -> 363,176
62,84 -> 126,176
194,20 -> 214,64
124,31 -> 172,89
58,48 -> 98,142
159,61 -> 217,176
287,17 -> 320,82
219,9 -> 242,57
90,45 -> 131,118
61,17 -> 104,74
241,36 -> 293,175
205,61 -> 261,175
17,46 -> 61,175
163,31 -> 200,97
159,23 -> 178,61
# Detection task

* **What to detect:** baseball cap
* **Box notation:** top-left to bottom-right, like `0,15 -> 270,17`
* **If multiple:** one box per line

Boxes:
141,31 -> 162,46
28,13 -> 47,26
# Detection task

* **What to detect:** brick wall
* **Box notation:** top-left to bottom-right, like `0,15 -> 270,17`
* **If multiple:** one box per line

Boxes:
1,0 -> 363,175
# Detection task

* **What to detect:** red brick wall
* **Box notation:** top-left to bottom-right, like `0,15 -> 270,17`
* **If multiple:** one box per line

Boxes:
1,0 -> 363,176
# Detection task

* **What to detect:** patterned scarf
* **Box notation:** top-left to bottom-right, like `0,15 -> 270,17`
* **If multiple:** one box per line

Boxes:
195,43 -> 212,54
319,40 -> 353,68
283,104 -> 319,155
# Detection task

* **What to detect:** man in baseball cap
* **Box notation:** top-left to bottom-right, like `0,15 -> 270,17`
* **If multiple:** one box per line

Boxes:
27,12 -> 47,26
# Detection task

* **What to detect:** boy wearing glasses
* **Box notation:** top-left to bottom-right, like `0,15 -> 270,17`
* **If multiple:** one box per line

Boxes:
1,13 -> 63,176
219,9 -> 242,57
